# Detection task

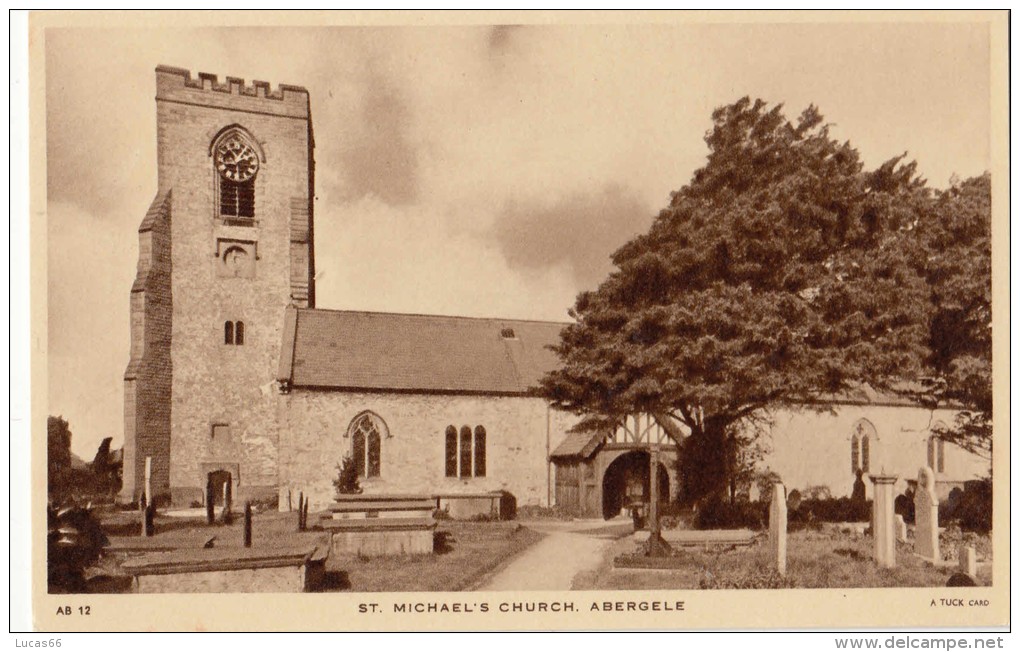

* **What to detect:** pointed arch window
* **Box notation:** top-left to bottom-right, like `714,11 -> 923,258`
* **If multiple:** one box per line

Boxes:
851,419 -> 875,475
928,436 -> 946,473
211,128 -> 260,222
347,412 -> 386,478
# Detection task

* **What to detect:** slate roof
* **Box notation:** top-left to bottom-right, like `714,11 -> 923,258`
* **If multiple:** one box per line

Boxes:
278,307 -> 568,395
549,431 -> 607,460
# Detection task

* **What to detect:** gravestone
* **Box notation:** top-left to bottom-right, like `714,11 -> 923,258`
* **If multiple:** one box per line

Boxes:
958,545 -> 977,578
869,474 -> 898,568
243,502 -> 253,548
913,466 -> 940,562
769,482 -> 787,576
144,456 -> 153,509
895,514 -> 908,543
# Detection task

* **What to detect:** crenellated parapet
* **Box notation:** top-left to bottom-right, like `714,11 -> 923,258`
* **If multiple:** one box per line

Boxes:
156,65 -> 309,119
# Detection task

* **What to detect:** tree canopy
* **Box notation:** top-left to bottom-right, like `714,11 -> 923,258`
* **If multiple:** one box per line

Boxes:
541,97 -> 946,503
913,174 -> 992,460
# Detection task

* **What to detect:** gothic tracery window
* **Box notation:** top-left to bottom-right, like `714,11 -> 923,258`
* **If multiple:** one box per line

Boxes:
348,412 -> 386,478
851,419 -> 875,475
212,130 -> 259,220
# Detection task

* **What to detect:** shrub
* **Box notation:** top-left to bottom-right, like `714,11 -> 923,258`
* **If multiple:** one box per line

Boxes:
333,456 -> 362,497
694,495 -> 767,530
895,491 -> 916,524
791,497 -> 870,524
753,470 -> 783,503
804,485 -> 832,501
48,501 -> 108,593
946,480 -> 992,533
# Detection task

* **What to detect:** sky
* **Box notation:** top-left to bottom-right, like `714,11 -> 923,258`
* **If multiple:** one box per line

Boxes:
44,21 -> 991,458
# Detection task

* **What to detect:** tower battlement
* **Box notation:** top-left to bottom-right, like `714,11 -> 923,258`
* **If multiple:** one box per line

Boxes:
156,65 -> 309,119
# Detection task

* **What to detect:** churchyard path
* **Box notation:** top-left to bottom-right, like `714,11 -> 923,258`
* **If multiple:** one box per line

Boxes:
474,518 -> 633,591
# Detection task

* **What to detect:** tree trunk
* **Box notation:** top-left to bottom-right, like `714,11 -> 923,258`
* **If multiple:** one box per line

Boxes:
680,419 -> 730,506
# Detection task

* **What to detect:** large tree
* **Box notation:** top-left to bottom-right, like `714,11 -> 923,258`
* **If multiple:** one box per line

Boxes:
541,98 -> 934,505
913,174 -> 992,462
48,415 -> 73,496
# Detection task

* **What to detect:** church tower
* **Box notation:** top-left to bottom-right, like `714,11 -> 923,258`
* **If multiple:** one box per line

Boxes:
122,66 -> 315,505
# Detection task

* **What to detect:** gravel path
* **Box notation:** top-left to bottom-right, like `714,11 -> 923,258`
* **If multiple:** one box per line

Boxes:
475,519 -> 631,591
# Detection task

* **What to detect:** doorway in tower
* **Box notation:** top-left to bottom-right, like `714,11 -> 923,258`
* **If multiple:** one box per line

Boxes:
601,450 -> 670,520
206,469 -> 232,507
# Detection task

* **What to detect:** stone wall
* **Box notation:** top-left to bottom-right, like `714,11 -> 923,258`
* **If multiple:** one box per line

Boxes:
153,67 -> 315,504
121,191 -> 173,503
762,404 -> 988,500
278,390 -> 579,510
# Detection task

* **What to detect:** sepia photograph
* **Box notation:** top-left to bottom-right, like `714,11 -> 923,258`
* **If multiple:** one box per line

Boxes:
21,9 -> 1008,632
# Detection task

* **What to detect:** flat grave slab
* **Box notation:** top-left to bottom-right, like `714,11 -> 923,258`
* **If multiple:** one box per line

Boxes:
105,533 -> 216,553
328,497 -> 436,520
633,528 -> 757,547
121,545 -> 325,593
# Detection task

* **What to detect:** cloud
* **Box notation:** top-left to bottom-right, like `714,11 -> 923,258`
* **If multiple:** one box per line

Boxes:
314,196 -> 576,322
329,64 -> 419,205
493,184 -> 653,290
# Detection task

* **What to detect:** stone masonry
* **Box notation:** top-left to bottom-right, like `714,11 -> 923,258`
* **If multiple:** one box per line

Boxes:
278,390 -> 574,510
123,66 -> 315,505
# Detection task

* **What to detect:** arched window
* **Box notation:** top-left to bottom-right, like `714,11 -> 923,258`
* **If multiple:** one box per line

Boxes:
445,426 -> 458,477
445,424 -> 487,478
211,128 -> 260,222
223,320 -> 245,345
474,426 -> 487,477
928,430 -> 947,473
851,419 -> 875,475
347,412 -> 386,478
460,426 -> 473,478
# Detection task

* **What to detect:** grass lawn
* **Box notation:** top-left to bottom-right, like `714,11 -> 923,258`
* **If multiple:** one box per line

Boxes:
93,510 -> 543,593
573,529 -> 992,590
322,521 -> 544,592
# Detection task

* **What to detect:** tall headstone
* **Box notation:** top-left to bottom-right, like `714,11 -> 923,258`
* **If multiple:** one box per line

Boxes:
769,482 -> 788,576
914,466 -> 940,562
144,456 -> 153,509
139,492 -> 151,537
869,474 -> 898,568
